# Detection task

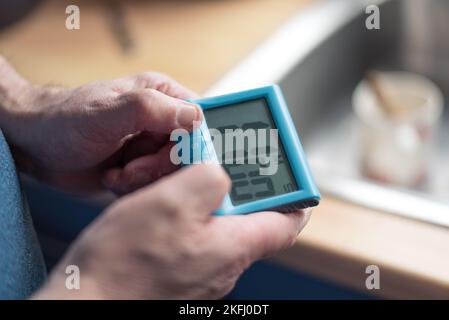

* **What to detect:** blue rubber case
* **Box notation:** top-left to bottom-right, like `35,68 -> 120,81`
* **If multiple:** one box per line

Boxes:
179,84 -> 320,215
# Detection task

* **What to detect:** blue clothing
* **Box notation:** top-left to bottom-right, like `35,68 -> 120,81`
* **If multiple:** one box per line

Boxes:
0,129 -> 46,299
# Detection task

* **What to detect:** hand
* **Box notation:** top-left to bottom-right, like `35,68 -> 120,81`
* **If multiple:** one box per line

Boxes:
0,60 -> 200,194
33,164 -> 311,299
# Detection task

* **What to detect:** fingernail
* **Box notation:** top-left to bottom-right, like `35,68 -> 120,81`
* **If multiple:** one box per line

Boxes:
296,209 -> 312,235
177,103 -> 200,128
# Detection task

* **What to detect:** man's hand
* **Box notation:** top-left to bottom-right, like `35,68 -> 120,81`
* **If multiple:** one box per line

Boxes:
34,164 -> 311,299
0,57 -> 200,194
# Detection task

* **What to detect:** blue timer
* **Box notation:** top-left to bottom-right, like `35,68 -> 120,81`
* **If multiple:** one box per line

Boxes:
181,84 -> 320,215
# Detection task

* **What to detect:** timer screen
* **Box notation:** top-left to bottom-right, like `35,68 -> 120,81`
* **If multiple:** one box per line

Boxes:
203,98 -> 299,205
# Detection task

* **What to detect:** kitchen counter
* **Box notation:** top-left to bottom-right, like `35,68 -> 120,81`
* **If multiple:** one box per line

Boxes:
0,0 -> 310,92
1,0 -> 448,299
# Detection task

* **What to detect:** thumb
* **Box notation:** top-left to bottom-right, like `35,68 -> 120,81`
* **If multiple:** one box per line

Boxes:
114,89 -> 202,135
214,209 -> 312,261
128,163 -> 231,220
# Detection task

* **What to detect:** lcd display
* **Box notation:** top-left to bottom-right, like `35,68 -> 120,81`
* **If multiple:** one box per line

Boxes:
203,98 -> 299,205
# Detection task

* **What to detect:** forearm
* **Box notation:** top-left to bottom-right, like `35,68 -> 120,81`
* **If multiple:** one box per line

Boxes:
0,56 -> 33,137
0,56 -> 52,174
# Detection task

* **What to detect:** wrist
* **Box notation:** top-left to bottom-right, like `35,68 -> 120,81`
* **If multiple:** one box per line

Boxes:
0,57 -> 68,174
32,265 -> 108,300
0,57 -> 36,136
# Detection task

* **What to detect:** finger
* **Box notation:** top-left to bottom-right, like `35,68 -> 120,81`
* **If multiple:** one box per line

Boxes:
132,71 -> 199,100
213,209 -> 312,262
116,89 -> 202,135
131,163 -> 231,218
120,131 -> 168,164
103,143 -> 177,195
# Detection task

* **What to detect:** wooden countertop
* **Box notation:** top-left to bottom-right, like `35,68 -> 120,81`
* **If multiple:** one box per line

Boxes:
0,0 -> 309,92
1,0 -> 448,299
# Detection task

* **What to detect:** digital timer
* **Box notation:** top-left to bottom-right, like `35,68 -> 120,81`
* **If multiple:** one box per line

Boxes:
180,84 -> 320,215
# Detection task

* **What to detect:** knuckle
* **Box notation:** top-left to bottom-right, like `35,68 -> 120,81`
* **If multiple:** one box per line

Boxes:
177,236 -> 206,261
204,165 -> 231,193
122,91 -> 147,109
138,71 -> 172,90
140,71 -> 156,78
149,72 -> 175,92
153,186 -> 183,218
135,71 -> 155,81
142,71 -> 163,78
142,87 -> 159,99
145,71 -> 170,81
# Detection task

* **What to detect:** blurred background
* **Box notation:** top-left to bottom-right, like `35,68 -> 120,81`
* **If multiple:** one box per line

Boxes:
1,0 -> 448,299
